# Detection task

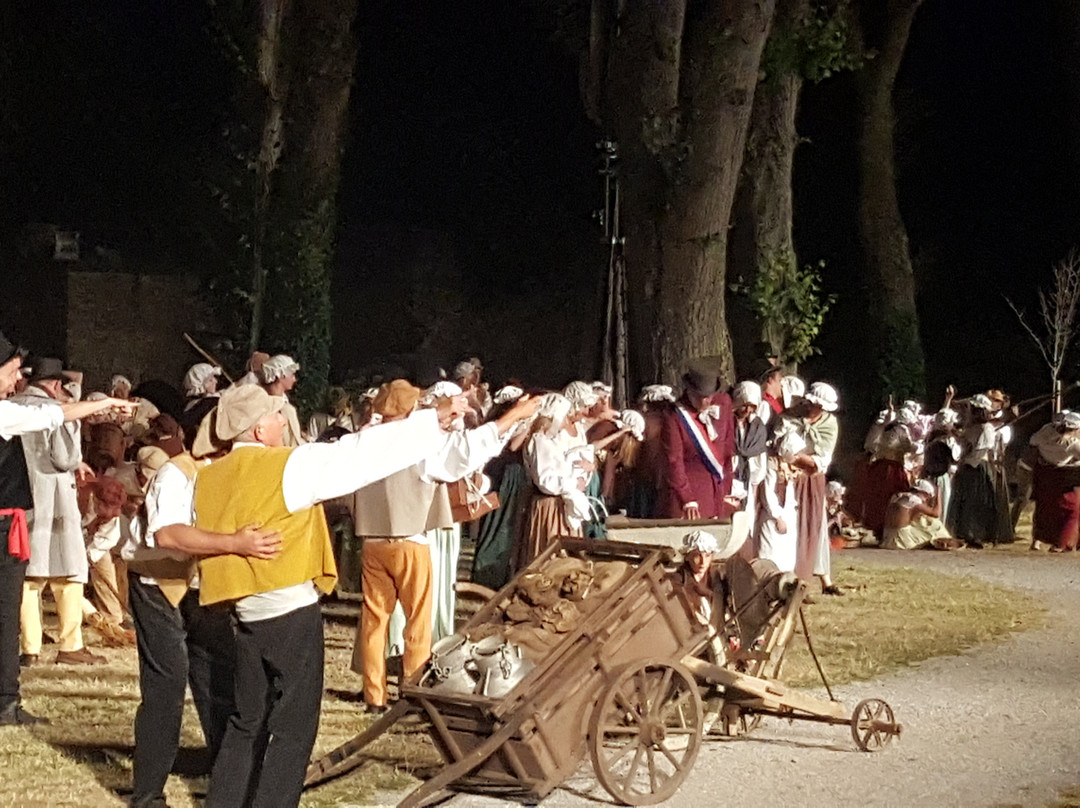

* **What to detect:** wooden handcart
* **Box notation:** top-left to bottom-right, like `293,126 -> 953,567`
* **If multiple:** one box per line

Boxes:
305,538 -> 901,806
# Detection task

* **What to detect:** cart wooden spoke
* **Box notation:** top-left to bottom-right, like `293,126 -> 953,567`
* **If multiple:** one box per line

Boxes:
590,659 -> 703,806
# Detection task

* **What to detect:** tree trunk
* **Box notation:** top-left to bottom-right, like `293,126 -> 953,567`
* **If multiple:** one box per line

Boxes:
857,0 -> 927,399
590,0 -> 777,387
262,0 -> 359,409
248,0 -> 291,355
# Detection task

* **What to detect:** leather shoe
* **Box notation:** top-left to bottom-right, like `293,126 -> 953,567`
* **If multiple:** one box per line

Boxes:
822,585 -> 845,597
55,647 -> 107,665
0,701 -> 49,726
18,654 -> 38,668
363,703 -> 390,717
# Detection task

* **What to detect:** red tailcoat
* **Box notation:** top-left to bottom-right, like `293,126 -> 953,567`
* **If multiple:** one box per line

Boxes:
659,392 -> 735,519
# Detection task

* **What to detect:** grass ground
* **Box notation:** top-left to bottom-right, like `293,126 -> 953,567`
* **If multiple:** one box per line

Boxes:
0,517 -> 1063,807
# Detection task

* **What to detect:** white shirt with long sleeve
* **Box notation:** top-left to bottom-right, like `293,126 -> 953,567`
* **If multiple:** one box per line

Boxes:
0,398 -> 64,440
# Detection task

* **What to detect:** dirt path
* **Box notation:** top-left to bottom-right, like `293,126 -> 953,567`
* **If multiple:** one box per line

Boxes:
399,550 -> 1080,808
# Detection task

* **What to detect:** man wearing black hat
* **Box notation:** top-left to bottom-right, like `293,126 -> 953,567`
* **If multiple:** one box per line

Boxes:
0,333 -> 136,724
14,358 -> 104,667
658,359 -> 737,521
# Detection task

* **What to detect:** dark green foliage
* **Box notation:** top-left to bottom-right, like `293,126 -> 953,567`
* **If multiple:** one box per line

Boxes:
761,1 -> 863,87
877,305 -> 926,401
263,201 -> 335,415
734,248 -> 836,367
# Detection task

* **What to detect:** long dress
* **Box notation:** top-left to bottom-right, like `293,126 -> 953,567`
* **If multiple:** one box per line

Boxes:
516,426 -> 588,572
755,458 -> 798,573
794,412 -> 838,581
948,423 -> 1014,545
472,457 -> 528,590
1029,424 -> 1080,550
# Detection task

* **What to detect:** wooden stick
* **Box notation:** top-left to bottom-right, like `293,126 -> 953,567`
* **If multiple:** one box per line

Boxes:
182,333 -> 235,383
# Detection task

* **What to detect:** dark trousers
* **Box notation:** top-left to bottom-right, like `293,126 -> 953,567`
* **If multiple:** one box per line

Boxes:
205,603 -> 323,808
128,575 -> 237,808
0,538 -> 27,710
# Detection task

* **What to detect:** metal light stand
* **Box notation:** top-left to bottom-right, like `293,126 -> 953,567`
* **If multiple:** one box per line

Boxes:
596,139 -> 629,409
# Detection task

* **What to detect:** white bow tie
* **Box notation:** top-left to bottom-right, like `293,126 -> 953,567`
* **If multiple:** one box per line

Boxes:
698,405 -> 722,440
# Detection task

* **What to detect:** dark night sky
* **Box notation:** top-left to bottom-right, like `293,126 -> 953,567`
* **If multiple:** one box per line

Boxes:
4,0 -> 1080,414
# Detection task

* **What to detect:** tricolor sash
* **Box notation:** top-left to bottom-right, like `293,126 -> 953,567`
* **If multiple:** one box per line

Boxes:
676,406 -> 727,481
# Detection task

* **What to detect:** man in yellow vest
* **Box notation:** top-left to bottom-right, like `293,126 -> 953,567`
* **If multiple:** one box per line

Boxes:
159,383 -> 465,807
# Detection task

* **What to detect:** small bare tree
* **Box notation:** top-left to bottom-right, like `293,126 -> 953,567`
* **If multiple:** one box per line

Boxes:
1005,249 -> 1080,412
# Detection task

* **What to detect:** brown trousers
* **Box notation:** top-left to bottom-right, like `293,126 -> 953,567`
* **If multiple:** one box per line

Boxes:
89,552 -> 129,624
352,539 -> 432,706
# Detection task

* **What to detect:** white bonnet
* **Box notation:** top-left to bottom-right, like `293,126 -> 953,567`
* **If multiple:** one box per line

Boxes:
781,375 -> 805,409
970,393 -> 993,411
260,354 -> 300,384
591,380 -> 613,397
1062,410 -> 1080,431
618,409 -> 645,441
639,384 -> 676,403
933,408 -> 959,428
895,408 -> 919,426
421,381 -> 463,405
912,479 -> 935,496
563,380 -> 599,411
493,385 -> 524,405
826,480 -> 846,498
537,392 -> 572,428
682,529 -> 719,555
732,380 -> 762,409
183,363 -> 221,397
804,381 -> 839,412
110,374 -> 131,392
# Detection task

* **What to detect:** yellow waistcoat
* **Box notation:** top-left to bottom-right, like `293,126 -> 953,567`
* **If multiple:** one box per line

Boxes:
193,445 -> 337,605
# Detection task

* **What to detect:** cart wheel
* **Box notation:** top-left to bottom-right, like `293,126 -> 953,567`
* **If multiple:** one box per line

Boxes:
589,659 -> 703,806
850,698 -> 900,752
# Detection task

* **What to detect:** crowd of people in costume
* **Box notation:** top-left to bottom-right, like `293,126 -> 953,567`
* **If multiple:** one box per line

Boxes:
0,329 -> 1071,807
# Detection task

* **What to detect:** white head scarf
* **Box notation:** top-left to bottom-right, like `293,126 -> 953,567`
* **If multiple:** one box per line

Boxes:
183,363 -> 221,397
970,393 -> 993,411
592,381 -> 613,397
563,381 -> 599,412
1061,410 -> 1080,431
110,374 -> 132,394
826,480 -> 846,499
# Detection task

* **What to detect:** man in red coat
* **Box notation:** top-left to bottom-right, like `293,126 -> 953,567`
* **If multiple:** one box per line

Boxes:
660,361 -> 736,520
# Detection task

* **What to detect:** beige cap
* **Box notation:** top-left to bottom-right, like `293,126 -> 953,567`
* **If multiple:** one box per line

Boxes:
372,380 -> 421,419
215,385 -> 285,441
136,445 -> 170,474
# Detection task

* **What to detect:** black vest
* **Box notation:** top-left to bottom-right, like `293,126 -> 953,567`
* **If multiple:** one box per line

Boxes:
0,435 -> 32,511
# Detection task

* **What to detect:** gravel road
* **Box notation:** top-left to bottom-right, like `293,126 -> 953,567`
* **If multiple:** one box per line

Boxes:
386,550 -> 1080,808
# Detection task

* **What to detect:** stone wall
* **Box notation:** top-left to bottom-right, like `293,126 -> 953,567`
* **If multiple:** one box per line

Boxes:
66,272 -> 219,393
